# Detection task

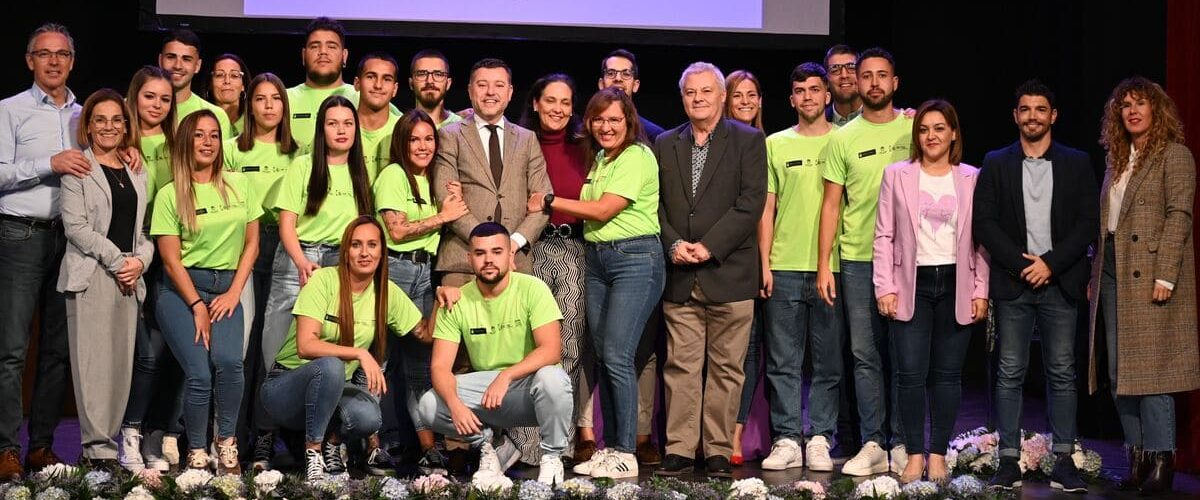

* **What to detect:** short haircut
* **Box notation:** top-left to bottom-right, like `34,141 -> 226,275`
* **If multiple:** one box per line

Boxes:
306,16 -> 346,46
678,62 -> 725,93
909,99 -> 964,165
357,51 -> 399,79
409,49 -> 449,75
162,29 -> 201,54
27,22 -> 73,53
823,44 -> 856,67
78,88 -> 133,150
790,62 -> 828,88
469,57 -> 512,82
601,49 -> 639,79
1014,78 -> 1056,109
470,222 -> 510,240
856,47 -> 896,73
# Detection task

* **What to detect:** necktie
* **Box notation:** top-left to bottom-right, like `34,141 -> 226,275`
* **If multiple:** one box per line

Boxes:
486,124 -> 503,186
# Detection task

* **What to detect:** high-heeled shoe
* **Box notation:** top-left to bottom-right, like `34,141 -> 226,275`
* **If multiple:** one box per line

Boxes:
731,454 -> 744,466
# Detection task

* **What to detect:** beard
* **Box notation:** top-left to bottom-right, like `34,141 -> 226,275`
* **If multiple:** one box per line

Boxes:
862,89 -> 894,111
1019,121 -> 1050,143
307,67 -> 342,87
477,267 -> 507,285
415,87 -> 445,109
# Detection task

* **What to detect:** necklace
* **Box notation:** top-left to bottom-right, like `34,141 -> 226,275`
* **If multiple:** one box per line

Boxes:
101,165 -> 126,189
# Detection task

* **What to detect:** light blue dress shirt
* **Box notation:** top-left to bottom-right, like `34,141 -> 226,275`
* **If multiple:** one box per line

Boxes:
0,83 -> 81,219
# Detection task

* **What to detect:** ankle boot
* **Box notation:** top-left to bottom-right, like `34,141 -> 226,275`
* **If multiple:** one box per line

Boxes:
1117,446 -> 1149,491
1139,451 -> 1174,496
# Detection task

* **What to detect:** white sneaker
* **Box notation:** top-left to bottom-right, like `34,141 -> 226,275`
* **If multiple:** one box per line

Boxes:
537,454 -> 564,485
590,451 -> 638,479
477,437 -> 521,477
118,427 -> 145,472
889,444 -> 908,474
841,441 -> 889,476
162,435 -> 181,469
186,448 -> 212,471
806,435 -> 834,472
304,448 -> 327,482
141,430 -> 168,472
571,448 -> 610,476
761,438 -> 804,471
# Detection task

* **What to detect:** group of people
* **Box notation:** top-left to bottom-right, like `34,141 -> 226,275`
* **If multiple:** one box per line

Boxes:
1,15 -> 1196,496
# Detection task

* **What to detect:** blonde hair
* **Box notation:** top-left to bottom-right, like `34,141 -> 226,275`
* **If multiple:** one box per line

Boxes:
1100,76 -> 1185,177
170,110 -> 241,232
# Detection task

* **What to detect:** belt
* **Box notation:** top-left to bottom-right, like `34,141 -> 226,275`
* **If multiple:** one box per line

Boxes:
388,248 -> 434,264
0,213 -> 60,229
542,222 -> 583,239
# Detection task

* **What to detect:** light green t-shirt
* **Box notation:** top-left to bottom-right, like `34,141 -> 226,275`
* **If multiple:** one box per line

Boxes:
433,273 -> 562,372
374,164 -> 439,254
361,113 -> 401,179
149,172 -> 262,270
175,93 -> 235,140
141,133 -> 171,207
287,83 -> 360,151
581,143 -> 660,243
767,127 -> 840,272
275,267 -> 421,380
223,137 -> 295,225
437,111 -> 463,129
274,155 -> 368,245
230,114 -> 243,139
821,114 -> 912,262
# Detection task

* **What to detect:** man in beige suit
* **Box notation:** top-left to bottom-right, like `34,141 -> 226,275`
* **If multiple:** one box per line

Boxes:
433,58 -> 551,287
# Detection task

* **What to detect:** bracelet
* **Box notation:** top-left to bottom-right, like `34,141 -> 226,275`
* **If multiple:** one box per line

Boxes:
189,298 -> 205,310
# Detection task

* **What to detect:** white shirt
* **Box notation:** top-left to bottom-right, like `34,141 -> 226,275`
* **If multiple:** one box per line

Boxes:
916,169 -> 958,266
473,113 -> 506,166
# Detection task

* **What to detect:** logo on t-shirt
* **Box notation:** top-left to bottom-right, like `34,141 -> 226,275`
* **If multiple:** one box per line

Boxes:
241,166 -> 261,173
786,158 -> 825,168
469,327 -> 487,336
294,113 -> 312,119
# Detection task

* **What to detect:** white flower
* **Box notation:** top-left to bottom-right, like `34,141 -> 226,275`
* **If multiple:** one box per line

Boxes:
472,472 -> 514,494
667,492 -> 687,500
381,477 -> 410,500
948,475 -> 986,497
606,482 -> 641,500
792,481 -> 826,500
900,480 -> 939,499
84,470 -> 113,487
33,487 -> 68,500
3,485 -> 30,500
33,463 -> 76,482
211,475 -> 244,497
254,469 -> 284,494
175,468 -> 215,493
853,476 -> 900,499
123,486 -> 155,500
729,478 -> 769,500
559,478 -> 597,496
518,480 -> 553,500
412,474 -> 452,494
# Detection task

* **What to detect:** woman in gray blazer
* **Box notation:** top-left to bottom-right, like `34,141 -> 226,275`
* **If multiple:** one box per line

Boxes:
57,89 -> 153,468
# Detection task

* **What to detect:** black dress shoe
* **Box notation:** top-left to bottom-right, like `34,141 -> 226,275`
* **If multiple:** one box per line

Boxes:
1117,446 -> 1149,491
1139,451 -> 1175,496
653,454 -> 695,476
705,456 -> 732,477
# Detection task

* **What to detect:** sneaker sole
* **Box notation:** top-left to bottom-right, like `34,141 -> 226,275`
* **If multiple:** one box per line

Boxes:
761,460 -> 804,471
595,469 -> 639,479
652,468 -> 691,477
840,463 -> 890,476
990,481 -> 1023,490
1049,481 -> 1087,493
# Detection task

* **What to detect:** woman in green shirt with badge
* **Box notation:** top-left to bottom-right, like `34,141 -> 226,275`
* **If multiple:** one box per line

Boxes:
127,66 -> 176,203
373,110 -> 467,473
527,86 -> 664,478
260,216 -> 421,481
150,110 -> 261,475
261,95 -> 376,410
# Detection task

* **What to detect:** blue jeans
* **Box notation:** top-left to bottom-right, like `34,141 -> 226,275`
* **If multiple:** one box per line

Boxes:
840,260 -> 899,446
124,261 -> 185,434
384,256 -> 434,434
764,271 -> 844,441
157,268 -> 245,446
261,243 -> 339,368
1101,237 -> 1175,451
261,358 -> 381,443
0,219 -> 69,452
585,235 -> 664,453
736,303 -> 764,424
890,265 -> 971,455
993,283 -> 1078,456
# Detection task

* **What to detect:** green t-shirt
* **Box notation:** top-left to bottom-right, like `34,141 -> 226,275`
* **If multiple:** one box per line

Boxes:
437,111 -> 463,129
581,143 -> 660,243
275,267 -> 421,380
361,113 -> 401,179
767,127 -> 840,272
274,155 -> 368,245
374,164 -> 439,254
141,133 -> 171,206
433,273 -> 562,372
287,83 -> 360,151
175,93 -> 235,140
230,114 -> 243,139
223,137 -> 295,225
821,114 -> 912,262
149,172 -> 263,270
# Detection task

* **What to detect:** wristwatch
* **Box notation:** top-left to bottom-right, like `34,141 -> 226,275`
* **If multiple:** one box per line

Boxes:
543,193 -> 555,215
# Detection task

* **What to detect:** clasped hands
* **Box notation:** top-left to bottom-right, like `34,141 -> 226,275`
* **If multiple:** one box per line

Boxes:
672,241 -> 712,265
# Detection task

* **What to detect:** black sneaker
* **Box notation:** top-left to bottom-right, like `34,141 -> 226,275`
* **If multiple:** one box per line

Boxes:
1049,452 -> 1088,493
989,456 -> 1023,490
418,448 -> 450,476
322,441 -> 347,475
365,447 -> 395,476
251,432 -> 274,471
705,456 -> 732,478
653,454 -> 695,477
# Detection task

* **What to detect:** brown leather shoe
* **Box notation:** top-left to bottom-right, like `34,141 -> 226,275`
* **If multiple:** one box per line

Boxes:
25,447 -> 61,473
0,449 -> 22,480
573,440 -> 596,463
636,440 -> 662,466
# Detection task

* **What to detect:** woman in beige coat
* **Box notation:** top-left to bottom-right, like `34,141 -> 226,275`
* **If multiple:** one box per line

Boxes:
1090,76 -> 1199,495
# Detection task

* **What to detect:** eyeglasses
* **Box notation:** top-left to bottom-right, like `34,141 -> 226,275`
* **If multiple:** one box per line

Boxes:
603,69 -> 635,81
29,50 -> 73,61
413,70 -> 449,82
590,116 -> 625,128
827,63 -> 857,75
90,116 -> 126,128
213,70 -> 244,81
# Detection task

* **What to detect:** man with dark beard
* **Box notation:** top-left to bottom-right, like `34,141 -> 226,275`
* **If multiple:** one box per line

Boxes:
409,49 -> 461,129
823,45 -> 863,127
973,79 -> 1095,493
816,47 -> 911,477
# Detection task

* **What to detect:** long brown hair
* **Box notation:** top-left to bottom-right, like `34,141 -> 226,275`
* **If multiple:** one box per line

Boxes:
125,66 -> 175,150
305,95 -> 374,217
581,86 -> 645,170
335,215 -> 390,361
237,72 -> 298,155
386,109 -> 439,206
1100,76 -> 1186,177
724,70 -> 763,131
171,110 -> 240,232
908,99 -> 963,166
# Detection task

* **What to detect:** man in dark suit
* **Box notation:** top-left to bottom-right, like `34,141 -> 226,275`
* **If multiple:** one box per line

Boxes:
652,62 -> 766,478
972,79 -> 1097,493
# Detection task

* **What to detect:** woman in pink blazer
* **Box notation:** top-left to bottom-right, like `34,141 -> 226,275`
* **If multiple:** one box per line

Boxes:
873,99 -> 989,484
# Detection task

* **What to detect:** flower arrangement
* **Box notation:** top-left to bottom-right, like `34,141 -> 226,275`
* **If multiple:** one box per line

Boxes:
947,426 -> 1102,481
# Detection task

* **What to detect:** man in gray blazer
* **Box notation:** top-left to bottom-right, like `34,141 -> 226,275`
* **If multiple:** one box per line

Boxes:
652,62 -> 766,478
433,58 -> 552,287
